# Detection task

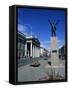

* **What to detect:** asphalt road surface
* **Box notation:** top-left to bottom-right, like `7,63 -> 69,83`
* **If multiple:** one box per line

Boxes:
18,58 -> 65,82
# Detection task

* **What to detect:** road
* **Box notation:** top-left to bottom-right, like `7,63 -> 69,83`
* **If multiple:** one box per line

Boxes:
18,57 -> 65,82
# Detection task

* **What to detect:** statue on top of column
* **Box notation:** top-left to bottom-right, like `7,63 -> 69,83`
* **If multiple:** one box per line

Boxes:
49,20 -> 59,37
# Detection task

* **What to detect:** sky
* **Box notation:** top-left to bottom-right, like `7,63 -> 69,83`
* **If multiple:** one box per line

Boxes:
18,7 -> 65,50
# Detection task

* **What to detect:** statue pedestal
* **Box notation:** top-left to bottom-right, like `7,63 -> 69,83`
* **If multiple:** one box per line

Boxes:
50,37 -> 59,76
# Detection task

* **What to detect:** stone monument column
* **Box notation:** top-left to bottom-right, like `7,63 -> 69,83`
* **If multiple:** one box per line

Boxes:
49,20 -> 60,77
51,37 -> 59,77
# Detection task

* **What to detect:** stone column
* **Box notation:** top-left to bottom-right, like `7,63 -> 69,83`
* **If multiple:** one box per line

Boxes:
30,42 -> 32,57
34,45 -> 35,57
36,47 -> 38,57
34,45 -> 36,57
33,45 -> 35,58
25,43 -> 27,57
36,46 -> 38,57
51,36 -> 59,77
36,47 -> 39,57
38,47 -> 40,57
35,46 -> 37,57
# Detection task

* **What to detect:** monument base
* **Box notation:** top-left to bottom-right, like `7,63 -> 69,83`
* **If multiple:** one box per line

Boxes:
50,36 -> 60,77
44,64 -> 65,80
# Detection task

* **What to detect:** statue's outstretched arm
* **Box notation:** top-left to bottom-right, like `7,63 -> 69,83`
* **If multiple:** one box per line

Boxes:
55,20 -> 60,26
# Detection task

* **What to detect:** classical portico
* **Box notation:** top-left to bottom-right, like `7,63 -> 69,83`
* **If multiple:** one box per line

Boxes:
25,36 -> 40,58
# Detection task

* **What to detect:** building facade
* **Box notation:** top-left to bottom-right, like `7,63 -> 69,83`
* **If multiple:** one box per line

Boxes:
18,31 -> 40,60
25,36 -> 40,57
18,31 -> 26,60
59,45 -> 65,60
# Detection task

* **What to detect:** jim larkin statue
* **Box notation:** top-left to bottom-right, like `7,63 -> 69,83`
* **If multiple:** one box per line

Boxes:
49,20 -> 59,37
49,20 -> 60,78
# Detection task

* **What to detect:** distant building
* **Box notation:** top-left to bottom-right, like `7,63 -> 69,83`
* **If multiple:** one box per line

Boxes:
40,47 -> 49,57
18,31 -> 40,60
59,45 -> 65,60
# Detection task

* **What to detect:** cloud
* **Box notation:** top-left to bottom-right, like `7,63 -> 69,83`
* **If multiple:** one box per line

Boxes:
40,39 -> 64,51
40,40 -> 50,50
40,44 -> 50,51
41,40 -> 50,44
18,24 -> 33,36
18,24 -> 28,35
58,39 -> 61,43
18,24 -> 27,32
41,44 -> 46,48
41,40 -> 61,44
58,41 -> 65,49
